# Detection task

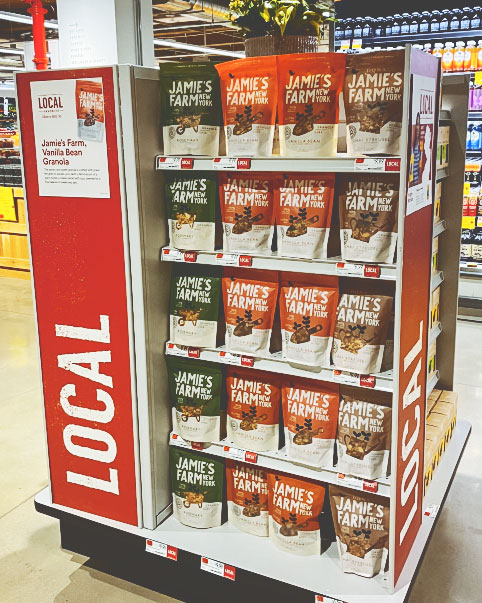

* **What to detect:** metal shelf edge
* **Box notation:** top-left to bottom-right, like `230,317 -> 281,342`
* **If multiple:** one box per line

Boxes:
426,371 -> 440,398
428,322 -> 442,345
433,220 -> 447,238
432,271 -> 444,291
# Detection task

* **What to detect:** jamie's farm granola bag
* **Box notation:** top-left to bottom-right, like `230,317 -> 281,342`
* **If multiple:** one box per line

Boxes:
282,377 -> 339,467
277,53 -> 346,157
216,57 -> 277,157
268,473 -> 326,556
223,269 -> 278,356
280,273 -> 338,367
332,293 -> 393,374
219,172 -> 274,254
165,172 -> 217,251
167,357 -> 223,443
170,447 -> 224,528
76,79 -> 105,142
160,62 -> 221,156
338,174 -> 399,264
337,386 -> 392,479
226,460 -> 269,536
330,485 -> 389,577
226,367 -> 280,452
170,264 -> 222,348
344,50 -> 404,156
275,173 -> 335,260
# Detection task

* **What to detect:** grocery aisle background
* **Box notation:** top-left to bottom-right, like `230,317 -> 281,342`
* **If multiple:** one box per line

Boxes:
0,276 -> 480,603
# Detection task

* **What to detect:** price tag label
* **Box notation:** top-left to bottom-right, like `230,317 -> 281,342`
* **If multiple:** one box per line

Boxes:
340,40 -> 351,52
332,370 -> 376,388
156,157 -> 194,170
145,539 -> 178,561
223,445 -> 258,464
215,253 -> 252,267
170,433 -> 203,451
337,473 -> 378,493
351,38 -> 362,50
218,350 -> 254,367
359,375 -> 376,388
336,262 -> 364,277
424,504 -> 440,518
354,157 -> 401,172
200,557 -> 236,581
162,248 -> 197,263
213,157 -> 252,170
315,595 -> 346,603
464,181 -> 471,195
166,342 -> 200,359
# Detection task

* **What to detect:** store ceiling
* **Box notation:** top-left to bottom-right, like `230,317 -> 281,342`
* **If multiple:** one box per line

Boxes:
0,0 -> 243,76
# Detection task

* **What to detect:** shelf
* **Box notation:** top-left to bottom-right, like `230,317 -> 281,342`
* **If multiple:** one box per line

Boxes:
433,220 -> 447,238
432,271 -> 444,291
467,111 -> 482,120
335,29 -> 482,45
169,432 -> 391,497
460,264 -> 482,276
429,322 -> 442,345
161,247 -> 397,281
155,155 -> 402,173
33,420 -> 472,603
426,370 -> 440,398
166,342 -> 394,392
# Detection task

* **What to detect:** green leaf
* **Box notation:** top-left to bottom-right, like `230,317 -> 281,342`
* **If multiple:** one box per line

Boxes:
274,5 -> 295,36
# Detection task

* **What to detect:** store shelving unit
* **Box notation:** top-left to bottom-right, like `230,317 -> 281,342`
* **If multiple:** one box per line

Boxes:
16,52 -> 471,603
335,28 -> 482,47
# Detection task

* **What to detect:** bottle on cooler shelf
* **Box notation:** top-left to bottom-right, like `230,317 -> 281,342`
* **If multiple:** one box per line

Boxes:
344,18 -> 354,40
433,43 -> 444,60
440,9 -> 451,32
461,7 -> 473,30
400,12 -> 411,35
392,13 -> 402,36
362,16 -> 374,38
450,8 -> 462,31
420,11 -> 430,34
385,15 -> 393,37
442,42 -> 454,72
353,17 -> 363,38
424,43 -> 432,54
335,19 -> 344,41
471,7 -> 482,30
374,17 -> 385,37
465,41 -> 477,71
430,10 -> 441,33
477,40 -> 482,70
453,42 -> 465,72
410,12 -> 421,35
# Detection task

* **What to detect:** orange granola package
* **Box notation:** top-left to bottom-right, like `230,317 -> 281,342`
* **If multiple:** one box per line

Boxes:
280,273 -> 338,367
275,172 -> 335,260
277,53 -> 346,157
268,472 -> 326,556
282,377 -> 339,468
226,460 -> 269,537
226,367 -> 280,452
216,57 -> 277,157
222,268 -> 279,357
76,79 -> 105,142
219,172 -> 275,254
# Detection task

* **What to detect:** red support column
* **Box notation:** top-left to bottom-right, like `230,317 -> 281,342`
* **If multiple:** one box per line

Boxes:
24,0 -> 49,70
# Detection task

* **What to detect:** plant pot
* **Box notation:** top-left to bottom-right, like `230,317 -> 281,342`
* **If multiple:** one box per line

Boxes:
244,35 -> 319,57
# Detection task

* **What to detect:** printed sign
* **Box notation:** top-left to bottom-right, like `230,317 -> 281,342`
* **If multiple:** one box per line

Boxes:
394,49 -> 438,583
406,74 -> 436,215
145,539 -> 178,561
30,77 -> 110,198
201,557 -> 236,580
16,67 -> 139,526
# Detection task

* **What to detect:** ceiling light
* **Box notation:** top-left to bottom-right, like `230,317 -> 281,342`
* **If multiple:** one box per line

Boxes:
154,38 -> 244,58
0,10 -> 58,30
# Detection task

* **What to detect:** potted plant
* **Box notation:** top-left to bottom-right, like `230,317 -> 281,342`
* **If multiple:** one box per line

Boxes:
229,0 -> 335,57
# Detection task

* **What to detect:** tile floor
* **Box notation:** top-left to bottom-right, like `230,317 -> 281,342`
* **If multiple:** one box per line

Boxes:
0,277 -> 480,602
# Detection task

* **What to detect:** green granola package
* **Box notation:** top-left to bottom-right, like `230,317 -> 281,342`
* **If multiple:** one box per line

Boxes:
160,62 -> 221,156
167,356 -> 224,442
169,264 -> 222,348
165,172 -> 217,251
170,447 -> 225,528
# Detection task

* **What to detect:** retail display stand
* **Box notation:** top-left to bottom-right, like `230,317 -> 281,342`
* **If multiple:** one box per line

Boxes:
16,49 -> 471,603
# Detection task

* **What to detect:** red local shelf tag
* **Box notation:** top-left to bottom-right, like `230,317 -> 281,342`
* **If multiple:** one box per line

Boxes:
145,539 -> 178,561
215,252 -> 252,267
223,445 -> 258,464
218,351 -> 254,367
337,473 -> 379,493
166,342 -> 201,359
200,557 -> 236,580
181,158 -> 194,169
213,157 -> 251,170
359,375 -> 376,388
170,433 -> 204,451
162,248 -> 198,263
354,157 -> 401,172
336,262 -> 380,278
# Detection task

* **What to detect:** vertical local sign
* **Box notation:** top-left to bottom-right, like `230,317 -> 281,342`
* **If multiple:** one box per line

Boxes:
394,49 -> 439,583
16,68 -> 139,526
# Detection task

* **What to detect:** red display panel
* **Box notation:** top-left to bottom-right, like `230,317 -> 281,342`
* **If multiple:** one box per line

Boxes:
394,50 -> 440,582
16,68 -> 139,526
